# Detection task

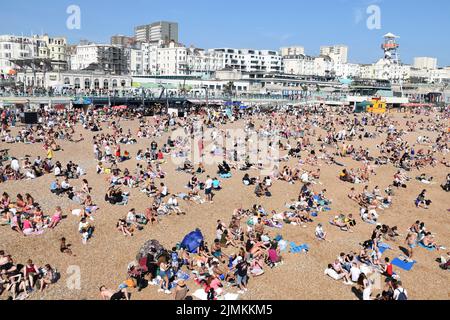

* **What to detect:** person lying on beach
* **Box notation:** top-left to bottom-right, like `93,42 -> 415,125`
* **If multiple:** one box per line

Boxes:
60,237 -> 74,256
99,285 -> 130,300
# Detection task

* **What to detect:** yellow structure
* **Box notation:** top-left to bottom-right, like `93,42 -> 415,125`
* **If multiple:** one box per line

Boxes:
367,98 -> 387,114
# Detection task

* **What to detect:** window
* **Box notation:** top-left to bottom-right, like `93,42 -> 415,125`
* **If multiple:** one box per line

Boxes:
103,80 -> 109,89
74,78 -> 80,89
84,78 -> 91,89
112,79 -> 118,88
64,78 -> 70,85
94,79 -> 100,89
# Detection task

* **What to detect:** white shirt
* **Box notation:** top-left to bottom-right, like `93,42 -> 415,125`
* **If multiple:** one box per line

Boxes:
350,266 -> 361,282
126,211 -> 136,223
11,159 -> 20,171
61,181 -> 71,189
315,226 -> 324,237
54,166 -> 61,176
393,288 -> 408,300
362,278 -> 372,300
205,179 -> 213,189
168,197 -> 178,206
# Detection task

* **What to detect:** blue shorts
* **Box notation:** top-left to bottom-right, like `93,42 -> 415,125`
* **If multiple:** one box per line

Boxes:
237,274 -> 248,286
205,188 -> 212,195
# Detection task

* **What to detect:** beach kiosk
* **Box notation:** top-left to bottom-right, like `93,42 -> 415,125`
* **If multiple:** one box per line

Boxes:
354,100 -> 372,113
367,98 -> 387,114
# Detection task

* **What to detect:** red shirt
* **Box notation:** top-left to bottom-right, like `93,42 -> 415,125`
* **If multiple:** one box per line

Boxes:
386,263 -> 393,276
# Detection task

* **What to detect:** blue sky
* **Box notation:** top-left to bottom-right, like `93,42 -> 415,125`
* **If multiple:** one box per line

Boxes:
1,0 -> 449,66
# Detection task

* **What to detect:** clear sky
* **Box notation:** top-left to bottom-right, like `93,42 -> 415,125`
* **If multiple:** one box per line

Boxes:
1,0 -> 449,66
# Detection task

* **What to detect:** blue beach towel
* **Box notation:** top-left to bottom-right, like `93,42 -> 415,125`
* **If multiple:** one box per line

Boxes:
289,242 -> 310,253
392,257 -> 416,271
378,243 -> 391,255
418,242 -> 436,251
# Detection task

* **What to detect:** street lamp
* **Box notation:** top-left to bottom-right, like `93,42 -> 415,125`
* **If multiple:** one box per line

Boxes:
202,85 -> 209,108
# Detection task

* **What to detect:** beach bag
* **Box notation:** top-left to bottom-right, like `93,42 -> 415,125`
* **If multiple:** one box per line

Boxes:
51,269 -> 60,284
125,278 -> 136,288
396,289 -> 407,301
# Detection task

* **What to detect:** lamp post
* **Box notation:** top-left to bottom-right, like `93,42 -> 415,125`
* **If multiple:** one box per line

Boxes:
202,85 -> 209,109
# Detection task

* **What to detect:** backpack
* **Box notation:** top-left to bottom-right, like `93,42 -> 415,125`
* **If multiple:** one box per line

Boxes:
396,289 -> 408,300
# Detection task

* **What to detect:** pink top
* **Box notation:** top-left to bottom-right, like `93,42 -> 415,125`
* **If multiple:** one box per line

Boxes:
23,220 -> 32,229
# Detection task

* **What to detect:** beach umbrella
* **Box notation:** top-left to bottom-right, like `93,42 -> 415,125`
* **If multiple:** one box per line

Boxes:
136,239 -> 164,261
180,229 -> 204,253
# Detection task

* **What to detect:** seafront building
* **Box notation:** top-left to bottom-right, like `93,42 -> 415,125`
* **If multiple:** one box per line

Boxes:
1,26 -> 449,110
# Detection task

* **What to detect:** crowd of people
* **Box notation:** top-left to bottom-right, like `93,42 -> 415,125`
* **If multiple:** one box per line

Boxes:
0,101 -> 449,300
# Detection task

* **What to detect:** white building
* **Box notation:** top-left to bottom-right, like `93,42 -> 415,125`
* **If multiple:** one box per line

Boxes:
332,62 -> 361,78
186,47 -> 224,77
314,55 -> 333,77
156,41 -> 188,76
0,35 -> 36,74
283,54 -> 315,75
280,46 -> 305,57
70,44 -> 128,75
320,45 -> 348,64
0,34 -> 70,75
208,48 -> 282,73
364,59 -> 411,82
413,57 -> 438,70
15,70 -> 132,91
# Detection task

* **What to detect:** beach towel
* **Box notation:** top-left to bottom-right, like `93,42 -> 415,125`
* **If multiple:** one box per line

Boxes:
278,240 -> 288,252
378,243 -> 391,255
193,289 -> 240,301
392,257 -> 416,271
220,173 -> 232,179
176,271 -> 190,281
418,242 -> 436,251
290,242 -> 309,253
71,209 -> 82,216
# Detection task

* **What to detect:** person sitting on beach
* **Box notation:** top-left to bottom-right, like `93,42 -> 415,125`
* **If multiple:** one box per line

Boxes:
117,218 -> 133,237
441,173 -> 450,192
420,232 -> 440,250
324,264 -> 352,285
60,237 -> 74,256
242,173 -> 256,186
39,264 -> 58,292
380,225 -> 399,241
315,223 -> 327,241
415,189 -> 431,209
79,217 -> 94,244
48,206 -> 62,229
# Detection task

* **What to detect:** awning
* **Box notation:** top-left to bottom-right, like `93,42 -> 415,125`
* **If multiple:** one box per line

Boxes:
401,103 -> 434,108
72,97 -> 92,105
112,105 -> 128,110
356,100 -> 374,107
53,104 -> 66,110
